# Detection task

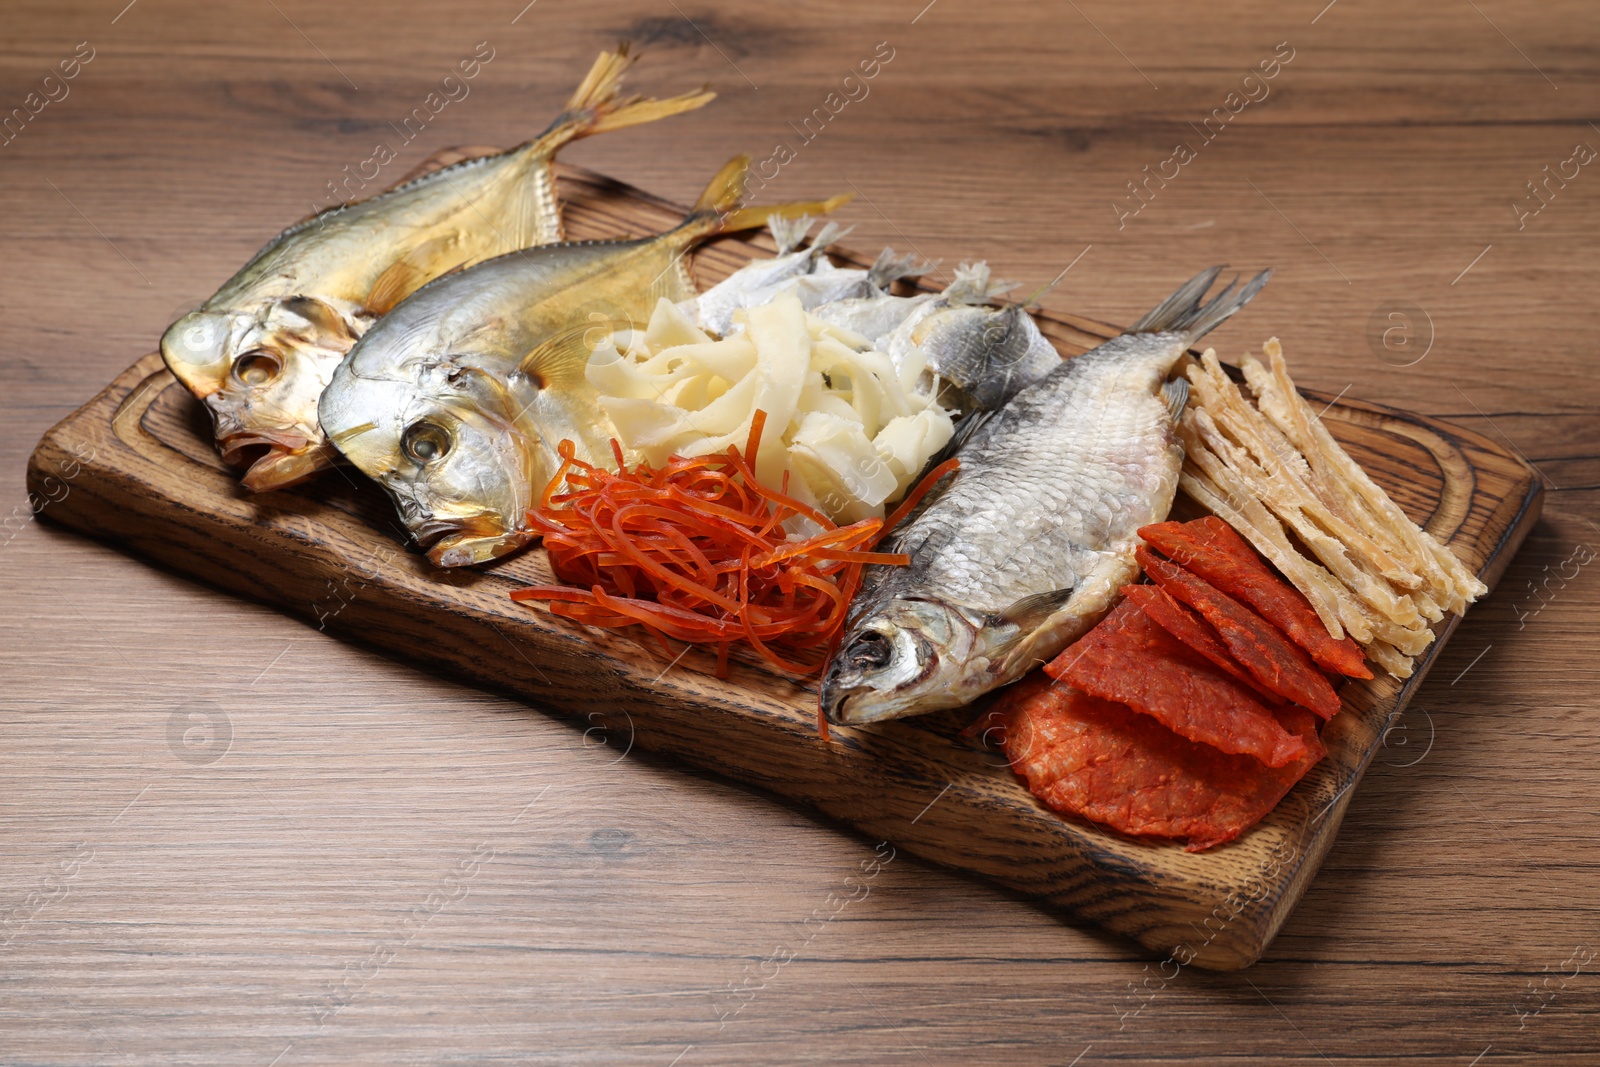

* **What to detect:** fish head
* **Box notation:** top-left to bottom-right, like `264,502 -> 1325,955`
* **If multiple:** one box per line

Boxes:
822,596 -> 1010,724
161,296 -> 363,490
913,304 -> 1034,411
320,347 -> 540,568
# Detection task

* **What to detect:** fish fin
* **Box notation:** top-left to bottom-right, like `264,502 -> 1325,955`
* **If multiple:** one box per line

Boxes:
867,248 -> 931,290
680,156 -> 852,241
280,295 -> 358,343
1129,266 -> 1224,332
519,315 -> 646,387
768,214 -> 813,254
1177,269 -> 1271,343
505,46 -> 715,247
808,220 -> 851,251
997,553 -> 1135,678
543,45 -> 715,139
989,587 -> 1076,631
362,236 -> 461,316
1163,377 -> 1191,421
1128,266 -> 1271,343
943,262 -> 1012,305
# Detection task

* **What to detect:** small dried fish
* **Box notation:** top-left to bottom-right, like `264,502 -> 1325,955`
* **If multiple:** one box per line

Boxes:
684,223 -> 928,337
821,267 -> 1271,724
812,262 -> 1056,412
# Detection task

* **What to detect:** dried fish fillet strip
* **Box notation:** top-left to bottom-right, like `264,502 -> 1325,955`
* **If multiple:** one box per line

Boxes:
1191,351 -> 1421,590
1180,417 -> 1412,633
1249,341 -> 1485,606
1178,339 -> 1487,678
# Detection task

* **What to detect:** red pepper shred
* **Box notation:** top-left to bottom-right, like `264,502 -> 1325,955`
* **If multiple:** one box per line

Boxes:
976,672 -> 1325,852
1046,600 -> 1309,768
1136,544 -> 1342,719
510,412 -> 956,681
1138,517 -> 1372,680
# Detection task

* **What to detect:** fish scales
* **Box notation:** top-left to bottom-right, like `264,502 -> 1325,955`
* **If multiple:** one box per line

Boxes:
878,336 -> 1181,610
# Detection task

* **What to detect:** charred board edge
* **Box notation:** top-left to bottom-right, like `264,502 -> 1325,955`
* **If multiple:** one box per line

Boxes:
24,160 -> 1541,971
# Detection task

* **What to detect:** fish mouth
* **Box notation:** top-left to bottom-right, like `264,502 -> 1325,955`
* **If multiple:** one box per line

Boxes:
822,610 -> 1007,724
824,689 -> 910,726
219,431 -> 336,491
414,513 -> 532,568
825,674 -> 978,724
822,628 -> 944,725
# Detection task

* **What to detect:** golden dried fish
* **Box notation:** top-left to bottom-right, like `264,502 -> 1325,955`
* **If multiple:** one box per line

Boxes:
318,156 -> 848,567
161,46 -> 712,491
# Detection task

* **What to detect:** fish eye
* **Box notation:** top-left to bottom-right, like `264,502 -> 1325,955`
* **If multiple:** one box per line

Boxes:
401,419 -> 452,465
844,631 -> 894,671
232,352 -> 281,387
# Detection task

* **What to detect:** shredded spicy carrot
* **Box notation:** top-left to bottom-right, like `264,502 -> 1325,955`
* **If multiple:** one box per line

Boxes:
509,411 -> 957,680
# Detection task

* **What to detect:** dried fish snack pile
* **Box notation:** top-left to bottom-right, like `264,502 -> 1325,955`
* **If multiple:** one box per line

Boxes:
163,46 -> 713,492
1178,339 -> 1487,678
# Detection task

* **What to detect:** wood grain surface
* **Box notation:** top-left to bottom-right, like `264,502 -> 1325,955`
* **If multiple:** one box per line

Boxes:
2,1 -> 1597,1064
24,157 -> 1543,974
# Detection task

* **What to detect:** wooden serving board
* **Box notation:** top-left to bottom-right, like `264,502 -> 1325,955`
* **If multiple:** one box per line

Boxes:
26,154 -> 1541,970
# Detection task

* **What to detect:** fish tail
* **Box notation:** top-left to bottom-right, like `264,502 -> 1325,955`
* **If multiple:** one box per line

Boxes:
1130,266 -> 1272,344
535,44 -> 715,146
943,261 -> 1013,305
868,248 -> 935,290
505,46 -> 714,247
767,214 -> 815,255
677,156 -> 852,241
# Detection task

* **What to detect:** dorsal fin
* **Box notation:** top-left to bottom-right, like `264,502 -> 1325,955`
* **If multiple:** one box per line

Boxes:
1128,267 -> 1272,344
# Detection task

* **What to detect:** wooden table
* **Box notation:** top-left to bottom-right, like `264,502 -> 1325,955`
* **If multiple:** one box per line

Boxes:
3,1 -> 1596,1063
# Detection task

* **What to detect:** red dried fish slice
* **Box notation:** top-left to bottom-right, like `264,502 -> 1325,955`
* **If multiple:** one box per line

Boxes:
986,675 -> 1325,852
1139,518 -> 1372,679
1046,600 -> 1308,768
1137,545 -> 1342,719
1120,583 -> 1285,706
